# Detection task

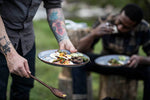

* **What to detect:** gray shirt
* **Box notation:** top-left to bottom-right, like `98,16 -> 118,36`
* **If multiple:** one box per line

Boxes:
0,0 -> 62,55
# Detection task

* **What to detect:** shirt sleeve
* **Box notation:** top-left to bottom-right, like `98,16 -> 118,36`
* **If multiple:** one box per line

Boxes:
142,29 -> 150,56
43,0 -> 62,9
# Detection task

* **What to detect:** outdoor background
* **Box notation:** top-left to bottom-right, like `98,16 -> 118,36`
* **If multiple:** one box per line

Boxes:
7,0 -> 149,100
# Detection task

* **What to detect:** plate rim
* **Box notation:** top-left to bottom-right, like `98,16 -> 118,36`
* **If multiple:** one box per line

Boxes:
94,54 -> 130,67
38,49 -> 90,67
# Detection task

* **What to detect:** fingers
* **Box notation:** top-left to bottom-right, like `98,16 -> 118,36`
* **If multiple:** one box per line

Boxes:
97,26 -> 114,35
59,43 -> 65,50
10,60 -> 30,78
13,69 -> 23,77
70,47 -> 77,53
24,60 -> 31,78
7,53 -> 31,78
19,66 -> 28,78
68,43 -> 77,53
59,39 -> 77,53
11,65 -> 28,78
127,56 -> 139,68
128,59 -> 137,68
60,44 -> 77,53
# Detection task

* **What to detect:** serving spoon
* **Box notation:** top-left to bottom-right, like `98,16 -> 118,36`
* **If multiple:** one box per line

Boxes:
28,73 -> 67,99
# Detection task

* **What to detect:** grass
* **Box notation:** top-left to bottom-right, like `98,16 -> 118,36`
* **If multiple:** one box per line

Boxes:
7,19 -> 144,100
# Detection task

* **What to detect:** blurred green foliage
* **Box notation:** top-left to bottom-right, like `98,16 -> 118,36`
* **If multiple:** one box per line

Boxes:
67,0 -> 150,22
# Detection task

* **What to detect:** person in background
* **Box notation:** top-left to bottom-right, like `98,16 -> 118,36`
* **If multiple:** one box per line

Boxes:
72,3 -> 150,100
0,0 -> 77,100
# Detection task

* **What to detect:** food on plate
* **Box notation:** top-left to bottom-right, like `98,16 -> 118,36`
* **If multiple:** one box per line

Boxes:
108,58 -> 123,66
119,56 -> 126,61
49,50 -> 88,65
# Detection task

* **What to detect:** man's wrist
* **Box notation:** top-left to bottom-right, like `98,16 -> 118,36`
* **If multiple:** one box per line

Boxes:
139,56 -> 150,64
90,30 -> 98,38
57,35 -> 69,43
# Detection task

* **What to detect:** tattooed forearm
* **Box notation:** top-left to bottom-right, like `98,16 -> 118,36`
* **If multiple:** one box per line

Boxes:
0,36 -> 11,55
47,8 -> 68,42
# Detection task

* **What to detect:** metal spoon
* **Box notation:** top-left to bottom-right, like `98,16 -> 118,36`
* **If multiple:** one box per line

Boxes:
28,73 -> 67,99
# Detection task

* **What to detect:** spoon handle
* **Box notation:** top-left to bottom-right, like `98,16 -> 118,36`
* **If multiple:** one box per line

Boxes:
28,73 -> 66,99
29,73 -> 52,89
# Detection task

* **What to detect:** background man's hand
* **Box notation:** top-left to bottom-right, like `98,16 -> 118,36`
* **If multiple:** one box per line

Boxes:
92,23 -> 114,37
127,55 -> 141,68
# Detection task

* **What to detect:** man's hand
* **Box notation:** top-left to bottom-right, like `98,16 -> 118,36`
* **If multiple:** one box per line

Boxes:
6,52 -> 31,78
92,23 -> 114,37
59,39 -> 77,53
127,55 -> 142,68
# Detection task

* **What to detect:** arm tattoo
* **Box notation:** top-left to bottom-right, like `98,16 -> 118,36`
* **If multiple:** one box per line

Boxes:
48,8 -> 68,42
0,36 -> 11,55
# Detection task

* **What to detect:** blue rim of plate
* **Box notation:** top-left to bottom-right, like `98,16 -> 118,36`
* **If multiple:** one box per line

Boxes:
94,54 -> 130,67
38,49 -> 90,67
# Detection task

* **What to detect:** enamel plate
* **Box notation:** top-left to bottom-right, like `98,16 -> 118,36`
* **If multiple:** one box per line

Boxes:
38,49 -> 90,67
95,55 -> 130,67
